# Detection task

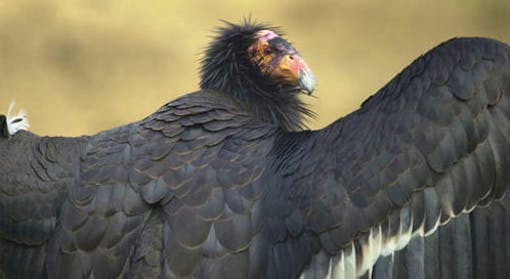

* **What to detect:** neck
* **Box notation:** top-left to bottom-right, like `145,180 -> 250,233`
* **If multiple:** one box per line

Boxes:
199,22 -> 313,131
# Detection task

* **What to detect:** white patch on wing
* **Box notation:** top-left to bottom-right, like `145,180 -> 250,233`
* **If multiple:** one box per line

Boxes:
424,212 -> 441,237
6,100 -> 29,135
298,188 -> 478,278
395,209 -> 414,251
358,224 -> 382,277
301,205 -> 451,278
343,243 -> 356,279
330,250 -> 343,279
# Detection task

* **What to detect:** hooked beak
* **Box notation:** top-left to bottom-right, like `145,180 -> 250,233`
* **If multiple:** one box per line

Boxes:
298,67 -> 316,95
271,53 -> 316,94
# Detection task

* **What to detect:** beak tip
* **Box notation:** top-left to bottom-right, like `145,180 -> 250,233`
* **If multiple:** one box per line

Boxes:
299,69 -> 316,94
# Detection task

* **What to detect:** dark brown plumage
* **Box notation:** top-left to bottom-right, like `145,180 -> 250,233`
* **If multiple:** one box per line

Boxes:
1,21 -> 510,279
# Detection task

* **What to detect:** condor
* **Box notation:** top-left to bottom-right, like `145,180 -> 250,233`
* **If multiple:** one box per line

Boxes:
1,21 -> 510,279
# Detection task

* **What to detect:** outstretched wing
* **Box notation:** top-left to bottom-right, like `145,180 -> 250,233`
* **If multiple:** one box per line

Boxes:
371,193 -> 510,279
46,91 -> 279,278
0,123 -> 85,278
271,37 -> 510,278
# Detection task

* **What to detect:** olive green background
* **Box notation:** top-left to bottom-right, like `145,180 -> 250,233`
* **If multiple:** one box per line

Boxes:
0,0 -> 509,135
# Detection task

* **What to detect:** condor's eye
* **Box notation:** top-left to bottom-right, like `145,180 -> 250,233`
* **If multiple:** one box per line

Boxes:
264,47 -> 272,55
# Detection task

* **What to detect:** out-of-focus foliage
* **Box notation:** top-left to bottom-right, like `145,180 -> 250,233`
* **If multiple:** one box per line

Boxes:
0,0 -> 509,135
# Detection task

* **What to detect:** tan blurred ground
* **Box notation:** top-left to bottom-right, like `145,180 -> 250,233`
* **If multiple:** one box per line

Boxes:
0,0 -> 509,135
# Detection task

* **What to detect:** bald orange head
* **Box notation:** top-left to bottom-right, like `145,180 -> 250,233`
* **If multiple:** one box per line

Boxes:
248,30 -> 315,94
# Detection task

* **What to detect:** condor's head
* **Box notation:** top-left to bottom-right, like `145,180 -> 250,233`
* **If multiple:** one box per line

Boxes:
200,20 -> 316,131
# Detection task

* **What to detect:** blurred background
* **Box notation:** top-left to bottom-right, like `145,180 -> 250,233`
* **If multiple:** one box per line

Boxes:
0,0 -> 509,135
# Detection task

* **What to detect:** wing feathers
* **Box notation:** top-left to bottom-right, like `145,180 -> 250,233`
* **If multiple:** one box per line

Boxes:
0,132 -> 84,277
295,38 -> 510,278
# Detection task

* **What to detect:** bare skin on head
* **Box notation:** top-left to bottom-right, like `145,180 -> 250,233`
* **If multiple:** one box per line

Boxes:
248,30 -> 315,94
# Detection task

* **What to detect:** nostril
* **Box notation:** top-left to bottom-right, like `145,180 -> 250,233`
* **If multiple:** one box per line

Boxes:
289,55 -> 294,60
